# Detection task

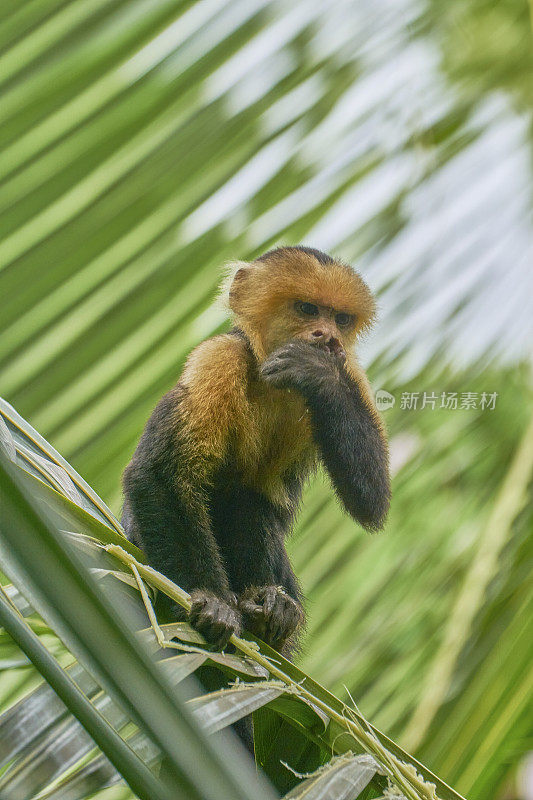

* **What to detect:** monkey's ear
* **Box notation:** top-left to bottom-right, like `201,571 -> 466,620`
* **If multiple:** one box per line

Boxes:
229,268 -> 248,311
222,260 -> 252,312
231,267 -> 248,286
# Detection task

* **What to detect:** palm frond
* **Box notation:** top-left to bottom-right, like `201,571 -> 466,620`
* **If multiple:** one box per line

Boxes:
0,400 -> 465,800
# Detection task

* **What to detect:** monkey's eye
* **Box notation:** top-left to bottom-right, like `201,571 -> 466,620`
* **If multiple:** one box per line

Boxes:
296,301 -> 319,317
335,312 -> 355,327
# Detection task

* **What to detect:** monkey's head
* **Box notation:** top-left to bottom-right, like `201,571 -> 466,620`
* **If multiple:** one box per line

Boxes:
224,246 -> 377,361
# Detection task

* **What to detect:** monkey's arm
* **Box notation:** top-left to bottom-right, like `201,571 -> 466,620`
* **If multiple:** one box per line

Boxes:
123,480 -> 231,597
123,472 -> 239,649
261,341 -> 390,530
123,471 -> 240,650
213,481 -> 305,653
122,347 -> 244,648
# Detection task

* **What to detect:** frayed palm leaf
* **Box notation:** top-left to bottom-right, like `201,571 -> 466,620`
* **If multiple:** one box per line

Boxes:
0,400 -> 464,800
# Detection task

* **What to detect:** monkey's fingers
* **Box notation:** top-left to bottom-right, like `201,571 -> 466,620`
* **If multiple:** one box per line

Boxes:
264,593 -> 304,647
189,591 -> 241,650
260,346 -> 299,379
260,363 -> 293,389
239,598 -> 263,617
238,586 -> 280,616
259,585 -> 279,616
239,587 -> 304,647
238,599 -> 266,640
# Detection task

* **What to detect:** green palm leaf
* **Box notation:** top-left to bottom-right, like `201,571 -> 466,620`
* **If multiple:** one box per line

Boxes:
0,400 -> 464,800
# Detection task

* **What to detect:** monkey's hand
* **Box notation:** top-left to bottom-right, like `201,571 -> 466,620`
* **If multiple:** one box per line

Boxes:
260,341 -> 342,397
188,590 -> 241,650
238,586 -> 304,650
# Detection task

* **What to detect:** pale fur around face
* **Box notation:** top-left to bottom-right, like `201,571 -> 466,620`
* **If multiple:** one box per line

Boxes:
221,250 -> 377,360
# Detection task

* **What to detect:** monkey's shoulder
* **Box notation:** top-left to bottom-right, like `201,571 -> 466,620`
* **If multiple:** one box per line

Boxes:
134,334 -> 251,446
165,333 -> 257,464
180,332 -> 254,403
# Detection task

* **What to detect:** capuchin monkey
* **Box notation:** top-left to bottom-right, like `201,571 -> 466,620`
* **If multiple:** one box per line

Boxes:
122,246 -> 390,657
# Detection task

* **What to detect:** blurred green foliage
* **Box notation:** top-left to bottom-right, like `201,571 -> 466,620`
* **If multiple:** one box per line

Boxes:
0,0 -> 532,798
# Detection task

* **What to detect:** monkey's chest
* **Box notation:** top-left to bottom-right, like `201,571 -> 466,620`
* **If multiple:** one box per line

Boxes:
234,389 -> 316,507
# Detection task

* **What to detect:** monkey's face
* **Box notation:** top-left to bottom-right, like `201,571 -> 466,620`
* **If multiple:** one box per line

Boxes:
263,299 -> 358,362
225,246 -> 377,361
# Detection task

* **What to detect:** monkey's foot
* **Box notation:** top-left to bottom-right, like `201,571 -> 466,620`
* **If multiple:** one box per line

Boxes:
188,590 -> 241,650
239,586 -> 304,649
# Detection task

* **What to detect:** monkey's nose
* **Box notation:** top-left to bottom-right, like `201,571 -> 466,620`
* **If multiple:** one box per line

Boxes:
326,337 -> 346,361
325,336 -> 343,355
310,330 -> 345,359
